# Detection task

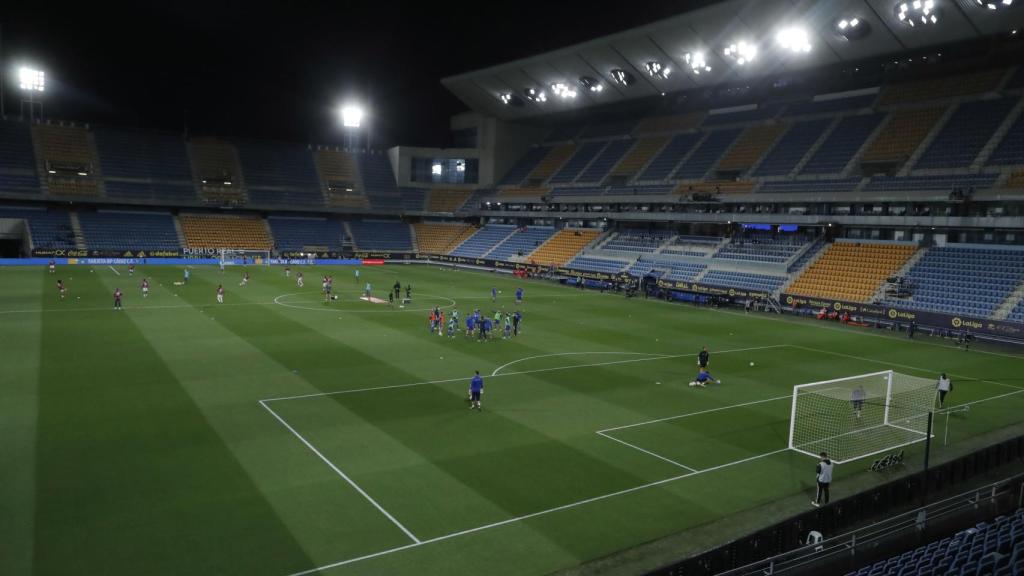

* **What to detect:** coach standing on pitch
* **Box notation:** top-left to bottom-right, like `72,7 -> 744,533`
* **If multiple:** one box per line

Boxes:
811,452 -> 833,507
697,346 -> 710,370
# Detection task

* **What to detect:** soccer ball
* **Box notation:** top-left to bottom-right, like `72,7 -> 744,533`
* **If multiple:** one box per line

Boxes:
750,362 -> 755,367
331,295 -> 338,301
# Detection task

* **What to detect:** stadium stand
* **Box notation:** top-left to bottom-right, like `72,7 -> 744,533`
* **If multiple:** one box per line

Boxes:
179,214 -> 271,250
103,181 -> 197,203
638,133 -> 702,181
314,148 -> 369,209
611,136 -> 669,178
673,128 -> 742,180
544,124 -> 583,143
864,174 -> 997,193
579,120 -> 636,140
0,120 -> 41,195
757,178 -> 862,194
988,114 -> 1024,167
34,123 -> 100,198
355,153 -> 402,211
425,188 -> 472,212
527,144 -> 576,183
801,113 -> 886,175
844,509 -> 1024,576
499,146 -> 551,186
1008,298 -> 1024,324
487,226 -> 557,261
702,104 -> 781,127
753,119 -> 832,177
715,124 -> 787,174
449,224 -> 515,257
915,98 -> 1017,169
702,270 -> 788,293
877,69 -> 1006,106
602,230 -> 673,253
549,142 -> 607,184
347,220 -> 412,251
237,141 -> 322,207
627,256 -> 706,281
0,206 -> 75,250
788,242 -> 917,302
551,186 -> 608,198
498,186 -> 549,200
412,222 -> 476,254
860,107 -> 945,166
661,235 -> 721,257
566,255 -> 630,274
881,245 -> 1024,318
77,211 -> 180,252
633,113 -> 704,135
577,140 -> 634,183
780,94 -> 877,117
94,128 -> 192,181
713,232 -> 809,264
401,188 -> 427,211
189,137 -> 246,205
528,228 -> 601,266
267,216 -> 345,252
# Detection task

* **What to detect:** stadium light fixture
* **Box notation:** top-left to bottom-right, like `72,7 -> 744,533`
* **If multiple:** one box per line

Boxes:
431,163 -> 443,175
499,92 -> 524,107
578,76 -> 604,93
550,82 -> 578,100
18,67 -> 45,92
723,40 -> 758,66
896,1 -> 940,27
835,16 -> 871,40
684,52 -> 712,75
456,160 -> 465,173
644,61 -> 671,79
609,68 -> 635,87
776,27 -> 812,54
340,105 -> 364,128
523,87 -> 547,103
975,0 -> 1015,9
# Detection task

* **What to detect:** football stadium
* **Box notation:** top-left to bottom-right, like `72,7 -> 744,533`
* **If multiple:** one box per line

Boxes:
4,2 -> 1024,575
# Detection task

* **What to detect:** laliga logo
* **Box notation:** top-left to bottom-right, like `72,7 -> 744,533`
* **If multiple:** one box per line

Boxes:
833,302 -> 842,311
888,309 -> 898,319
952,317 -> 963,328
728,289 -> 736,296
785,296 -> 794,305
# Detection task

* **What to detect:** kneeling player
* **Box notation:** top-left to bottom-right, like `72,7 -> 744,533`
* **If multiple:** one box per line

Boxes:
689,368 -> 720,387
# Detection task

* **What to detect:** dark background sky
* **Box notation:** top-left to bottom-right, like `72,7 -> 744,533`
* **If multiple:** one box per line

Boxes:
1,1 -> 714,148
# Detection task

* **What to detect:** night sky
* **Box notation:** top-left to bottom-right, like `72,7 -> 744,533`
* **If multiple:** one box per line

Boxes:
1,1 -> 714,149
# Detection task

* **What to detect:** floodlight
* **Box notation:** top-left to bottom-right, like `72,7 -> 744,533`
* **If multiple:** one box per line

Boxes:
499,92 -> 524,107
431,163 -> 443,175
684,52 -> 712,75
609,68 -> 635,87
456,160 -> 465,173
19,67 -> 45,92
975,0 -> 1015,9
644,61 -> 671,79
723,41 -> 758,66
523,87 -> 547,103
578,76 -> 604,92
340,105 -> 364,128
835,16 -> 870,40
776,27 -> 812,54
896,1 -> 940,27
550,82 -> 578,99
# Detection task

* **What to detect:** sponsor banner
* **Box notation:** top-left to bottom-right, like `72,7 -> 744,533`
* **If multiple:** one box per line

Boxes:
31,248 -> 89,257
280,251 -> 342,259
353,252 -> 414,260
657,279 -> 771,300
361,259 -> 386,266
781,293 -> 1024,339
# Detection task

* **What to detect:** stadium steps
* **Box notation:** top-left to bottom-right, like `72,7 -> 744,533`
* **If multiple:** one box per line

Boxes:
68,212 -> 87,250
172,215 -> 186,248
992,280 -> 1024,320
973,97 -> 1024,170
744,123 -> 791,176
899,105 -> 958,175
841,112 -> 890,177
445,225 -> 480,254
789,117 -> 840,177
777,239 -> 830,295
343,222 -> 354,248
869,247 -> 927,303
653,235 -> 679,255
409,224 -> 418,253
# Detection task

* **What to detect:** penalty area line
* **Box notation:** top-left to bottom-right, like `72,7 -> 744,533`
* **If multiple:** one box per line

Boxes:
108,265 -> 120,276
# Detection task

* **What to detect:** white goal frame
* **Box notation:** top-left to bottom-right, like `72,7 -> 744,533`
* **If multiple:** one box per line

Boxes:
787,370 -> 935,464
219,249 -> 271,267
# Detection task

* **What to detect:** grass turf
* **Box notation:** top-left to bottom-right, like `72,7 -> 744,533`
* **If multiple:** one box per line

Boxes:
2,262 -> 1023,575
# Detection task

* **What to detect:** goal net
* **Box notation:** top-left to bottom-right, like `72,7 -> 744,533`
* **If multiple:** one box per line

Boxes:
219,249 -> 271,267
788,370 -> 936,464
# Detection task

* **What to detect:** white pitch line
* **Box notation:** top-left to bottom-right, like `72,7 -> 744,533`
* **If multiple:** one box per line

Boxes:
492,351 -> 671,376
259,400 -> 420,544
108,265 -> 120,276
261,344 -> 788,403
596,431 -> 697,472
284,447 -> 791,576
598,393 -> 793,434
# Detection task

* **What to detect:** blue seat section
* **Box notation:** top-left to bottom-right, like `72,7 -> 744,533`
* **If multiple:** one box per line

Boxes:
104,181 -> 197,202
702,270 -> 788,292
551,186 -> 606,197
788,238 -> 826,272
0,121 -> 40,194
549,142 -> 607,184
714,232 -> 809,264
1008,298 -> 1024,323
989,113 -> 1024,166
802,113 -> 886,175
449,224 -> 516,257
844,508 -> 1024,576
236,141 -> 320,189
864,174 -> 997,193
401,188 -> 427,211
673,128 -> 742,180
267,217 -> 345,251
545,124 -> 584,143
754,119 -> 832,176
0,207 -> 74,249
780,94 -> 877,117
881,246 -> 1024,318
499,146 -> 551,186
347,220 -> 412,251
627,256 -> 706,281
78,211 -> 180,251
356,153 -> 398,194
487,226 -> 556,261
577,140 -> 634,183
604,231 -> 673,253
758,178 -> 861,194
917,99 -> 1016,169
606,184 -> 675,195
638,133 -> 702,181
702,104 -> 781,127
247,188 -> 324,207
579,120 -> 636,140
565,255 -> 629,274
94,128 -> 192,181
661,235 -> 721,257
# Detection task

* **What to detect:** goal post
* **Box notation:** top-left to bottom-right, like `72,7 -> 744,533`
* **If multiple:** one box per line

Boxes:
219,249 -> 271,267
787,370 -> 937,464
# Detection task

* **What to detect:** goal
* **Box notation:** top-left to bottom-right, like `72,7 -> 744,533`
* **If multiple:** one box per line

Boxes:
219,249 -> 271,267
787,370 -> 937,464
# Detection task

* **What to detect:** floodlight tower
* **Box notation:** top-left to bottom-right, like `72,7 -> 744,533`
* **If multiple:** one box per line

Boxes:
339,104 -> 366,150
18,66 -> 45,120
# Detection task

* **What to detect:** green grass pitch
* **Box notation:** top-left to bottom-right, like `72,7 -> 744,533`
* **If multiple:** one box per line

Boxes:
2,262 -> 1024,575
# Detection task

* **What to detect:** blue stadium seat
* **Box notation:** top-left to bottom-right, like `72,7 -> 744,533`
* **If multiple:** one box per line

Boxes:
673,129 -> 742,180
347,220 -> 412,251
268,217 -> 345,252
801,113 -> 885,175
487,227 -> 556,261
754,119 -> 832,177
638,133 -> 702,181
0,206 -> 75,250
449,224 -> 516,258
78,211 -> 180,252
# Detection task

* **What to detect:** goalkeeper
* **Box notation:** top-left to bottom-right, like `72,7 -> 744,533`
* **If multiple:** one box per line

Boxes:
689,368 -> 720,388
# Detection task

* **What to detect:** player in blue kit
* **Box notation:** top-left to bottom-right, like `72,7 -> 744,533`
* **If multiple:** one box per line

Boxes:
515,287 -> 523,305
466,314 -> 476,338
689,368 -> 721,388
468,371 -> 484,410
491,287 -> 497,302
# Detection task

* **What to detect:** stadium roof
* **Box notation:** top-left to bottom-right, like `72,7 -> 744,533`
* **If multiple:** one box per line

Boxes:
442,0 -> 1024,120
